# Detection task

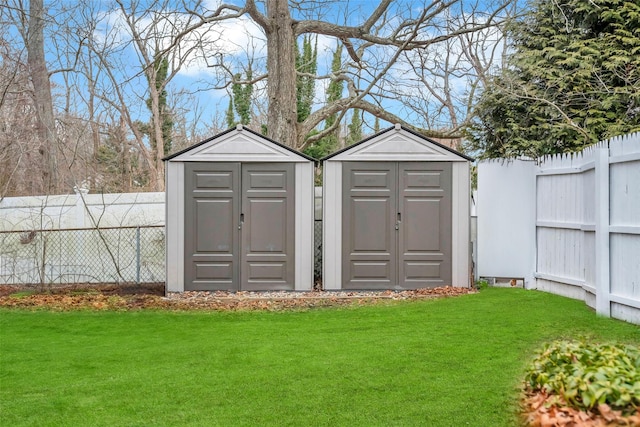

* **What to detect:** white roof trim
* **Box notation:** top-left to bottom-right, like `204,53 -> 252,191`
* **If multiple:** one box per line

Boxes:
170,129 -> 309,162
329,128 -> 467,162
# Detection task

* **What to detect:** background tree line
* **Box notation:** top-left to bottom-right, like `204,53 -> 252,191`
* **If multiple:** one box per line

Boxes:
1,0 -> 637,197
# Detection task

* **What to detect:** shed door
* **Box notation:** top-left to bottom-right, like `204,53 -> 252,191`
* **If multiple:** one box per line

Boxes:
342,162 -> 452,289
241,163 -> 295,290
185,162 -> 240,291
342,162 -> 397,289
185,162 -> 295,291
398,163 -> 452,288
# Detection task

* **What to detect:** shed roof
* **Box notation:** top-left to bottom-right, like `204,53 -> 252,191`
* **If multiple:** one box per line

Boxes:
320,124 -> 474,162
163,125 -> 316,163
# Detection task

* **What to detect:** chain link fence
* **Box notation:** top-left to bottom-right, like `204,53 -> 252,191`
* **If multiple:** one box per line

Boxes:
1,223 -> 323,286
0,226 -> 165,285
314,220 -> 322,282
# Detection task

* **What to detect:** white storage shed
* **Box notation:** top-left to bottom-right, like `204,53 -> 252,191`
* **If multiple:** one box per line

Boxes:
321,124 -> 473,290
164,125 -> 315,292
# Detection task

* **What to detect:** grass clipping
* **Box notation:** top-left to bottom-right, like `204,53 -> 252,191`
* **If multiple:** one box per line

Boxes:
522,340 -> 640,426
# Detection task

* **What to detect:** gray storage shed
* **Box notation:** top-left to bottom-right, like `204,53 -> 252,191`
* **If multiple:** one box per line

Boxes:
164,125 -> 315,292
321,124 -> 473,290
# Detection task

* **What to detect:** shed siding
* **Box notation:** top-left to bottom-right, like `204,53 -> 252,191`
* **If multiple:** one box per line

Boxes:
295,162 -> 314,290
322,161 -> 342,290
166,161 -> 184,292
452,162 -> 471,287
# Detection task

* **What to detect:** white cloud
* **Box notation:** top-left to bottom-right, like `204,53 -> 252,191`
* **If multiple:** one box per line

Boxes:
93,5 -> 266,78
177,16 -> 266,77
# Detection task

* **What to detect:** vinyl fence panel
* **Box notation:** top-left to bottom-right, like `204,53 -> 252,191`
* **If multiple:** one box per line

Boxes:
478,132 -> 640,325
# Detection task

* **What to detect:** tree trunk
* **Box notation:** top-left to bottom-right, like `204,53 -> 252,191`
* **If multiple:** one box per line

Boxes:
88,74 -> 100,191
147,83 -> 165,191
120,116 -> 131,192
27,0 -> 58,193
265,0 -> 298,148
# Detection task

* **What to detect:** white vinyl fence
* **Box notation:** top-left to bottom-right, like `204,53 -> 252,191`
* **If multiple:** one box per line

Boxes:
0,190 -> 165,285
0,190 -> 165,231
478,133 -> 640,325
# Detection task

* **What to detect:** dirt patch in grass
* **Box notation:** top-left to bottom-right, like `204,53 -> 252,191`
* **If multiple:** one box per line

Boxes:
0,284 -> 473,311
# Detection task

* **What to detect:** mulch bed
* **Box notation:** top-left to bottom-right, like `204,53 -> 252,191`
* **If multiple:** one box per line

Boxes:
0,283 -> 474,311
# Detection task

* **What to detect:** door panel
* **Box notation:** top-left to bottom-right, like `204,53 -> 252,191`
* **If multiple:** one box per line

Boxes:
399,163 -> 452,288
352,198 -> 392,251
241,164 -> 295,290
246,199 -> 287,252
342,162 -> 452,290
195,200 -> 234,252
185,163 -> 240,291
342,162 -> 397,289
403,199 -> 440,250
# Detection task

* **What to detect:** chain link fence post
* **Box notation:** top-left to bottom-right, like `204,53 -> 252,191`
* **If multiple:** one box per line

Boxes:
136,226 -> 141,284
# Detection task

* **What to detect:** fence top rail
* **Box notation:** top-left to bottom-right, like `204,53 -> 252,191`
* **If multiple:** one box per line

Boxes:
0,225 -> 165,235
480,132 -> 640,167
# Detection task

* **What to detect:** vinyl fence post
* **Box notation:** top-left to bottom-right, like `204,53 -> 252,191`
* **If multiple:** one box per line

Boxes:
136,227 -> 141,284
595,147 -> 611,317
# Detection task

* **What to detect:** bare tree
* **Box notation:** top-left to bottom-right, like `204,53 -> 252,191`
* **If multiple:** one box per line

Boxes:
2,1 -> 512,197
2,1 -> 98,196
26,0 -> 59,190
391,1 -> 511,140
0,21 -> 44,198
3,0 -> 59,191
182,0 -> 510,149
112,0 -> 229,191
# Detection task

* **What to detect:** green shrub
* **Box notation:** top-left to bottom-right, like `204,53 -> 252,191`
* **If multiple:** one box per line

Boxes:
475,279 -> 489,290
524,340 -> 640,414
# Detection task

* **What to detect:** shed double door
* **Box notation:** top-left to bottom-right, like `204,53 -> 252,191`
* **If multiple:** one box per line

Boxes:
185,162 -> 295,291
342,162 -> 452,289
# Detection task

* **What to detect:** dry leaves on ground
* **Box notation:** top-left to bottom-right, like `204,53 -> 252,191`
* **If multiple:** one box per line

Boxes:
0,284 -> 474,312
521,389 -> 640,427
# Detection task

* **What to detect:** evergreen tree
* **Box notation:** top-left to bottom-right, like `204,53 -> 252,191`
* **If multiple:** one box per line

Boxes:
466,0 -> 640,158
303,42 -> 343,159
296,35 -> 317,123
232,67 -> 253,125
347,108 -> 362,145
145,56 -> 173,155
225,97 -> 236,128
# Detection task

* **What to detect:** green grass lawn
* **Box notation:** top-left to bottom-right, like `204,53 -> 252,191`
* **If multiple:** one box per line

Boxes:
1,288 -> 638,427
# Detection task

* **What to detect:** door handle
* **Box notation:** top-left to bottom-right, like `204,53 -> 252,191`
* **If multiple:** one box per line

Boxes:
395,212 -> 401,230
239,213 -> 244,230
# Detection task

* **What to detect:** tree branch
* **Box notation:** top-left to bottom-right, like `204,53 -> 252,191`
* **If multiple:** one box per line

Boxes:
512,89 -> 593,141
244,0 -> 270,32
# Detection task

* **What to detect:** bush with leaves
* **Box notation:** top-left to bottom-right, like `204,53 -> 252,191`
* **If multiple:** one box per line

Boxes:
466,0 -> 640,159
524,340 -> 640,415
